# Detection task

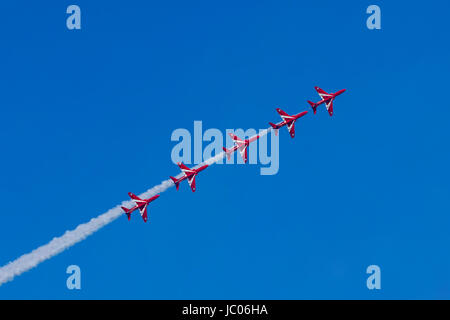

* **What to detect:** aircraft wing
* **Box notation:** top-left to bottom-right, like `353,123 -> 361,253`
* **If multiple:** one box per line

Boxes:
276,108 -> 295,123
187,173 -> 197,192
177,162 -> 194,175
276,108 -> 289,117
138,204 -> 148,222
315,86 -> 333,100
128,192 -> 142,201
286,120 -> 295,138
229,133 -> 245,145
129,192 -> 148,207
325,98 -> 334,116
148,194 -> 160,203
239,144 -> 248,163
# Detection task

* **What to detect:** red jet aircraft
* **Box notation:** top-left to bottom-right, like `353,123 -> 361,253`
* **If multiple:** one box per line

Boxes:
170,162 -> 208,192
222,133 -> 260,163
307,86 -> 346,116
121,192 -> 160,223
269,108 -> 308,138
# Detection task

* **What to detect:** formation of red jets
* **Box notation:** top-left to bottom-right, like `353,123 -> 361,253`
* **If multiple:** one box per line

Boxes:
121,86 -> 346,222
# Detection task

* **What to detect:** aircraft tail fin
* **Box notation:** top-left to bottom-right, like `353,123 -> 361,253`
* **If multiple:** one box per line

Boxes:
170,176 -> 180,190
269,123 -> 279,136
121,207 -> 131,220
307,101 -> 317,114
222,147 -> 232,160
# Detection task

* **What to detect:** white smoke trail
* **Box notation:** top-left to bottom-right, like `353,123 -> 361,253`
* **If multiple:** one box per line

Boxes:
0,179 -> 174,286
0,127 -> 273,287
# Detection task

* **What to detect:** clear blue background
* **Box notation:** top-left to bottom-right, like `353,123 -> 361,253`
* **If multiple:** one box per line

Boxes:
0,0 -> 449,299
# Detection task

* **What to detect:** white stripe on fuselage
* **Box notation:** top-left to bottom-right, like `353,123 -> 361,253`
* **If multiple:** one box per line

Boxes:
281,115 -> 294,121
187,174 -> 196,186
287,121 -> 294,132
138,204 -> 147,215
325,98 -> 334,110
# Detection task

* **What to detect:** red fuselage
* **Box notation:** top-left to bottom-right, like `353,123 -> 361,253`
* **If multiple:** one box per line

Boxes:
273,110 -> 308,128
176,164 -> 208,183
126,194 -> 159,214
315,89 -> 346,106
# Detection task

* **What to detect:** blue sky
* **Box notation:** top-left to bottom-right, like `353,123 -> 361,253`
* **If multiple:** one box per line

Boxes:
0,0 -> 449,299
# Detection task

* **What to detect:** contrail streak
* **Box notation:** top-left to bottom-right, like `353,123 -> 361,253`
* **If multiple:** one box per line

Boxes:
0,179 -> 174,286
0,127 -> 273,287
